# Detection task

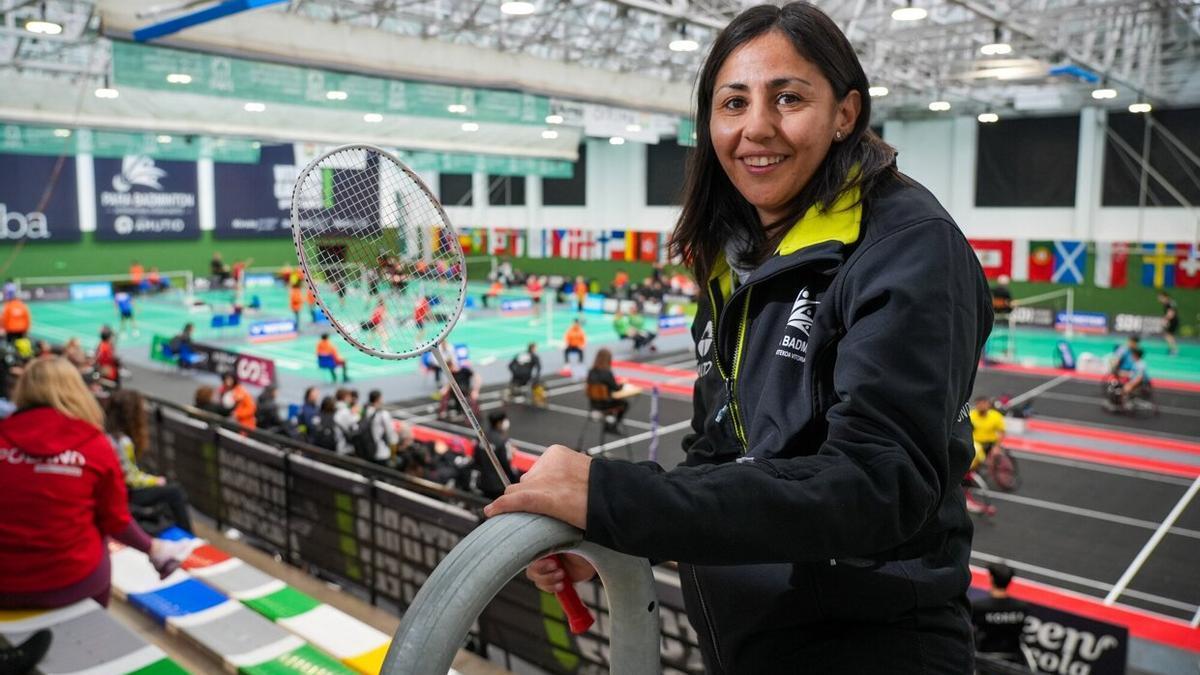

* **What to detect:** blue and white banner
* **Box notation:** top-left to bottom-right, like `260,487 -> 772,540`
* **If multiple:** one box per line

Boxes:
248,318 -> 298,340
69,282 -> 113,301
213,144 -> 296,238
1052,240 -> 1086,284
94,156 -> 199,240
0,153 -> 80,243
1056,311 -> 1108,334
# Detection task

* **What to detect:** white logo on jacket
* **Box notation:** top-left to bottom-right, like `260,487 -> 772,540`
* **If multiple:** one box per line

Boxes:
696,320 -> 713,377
777,287 -> 818,364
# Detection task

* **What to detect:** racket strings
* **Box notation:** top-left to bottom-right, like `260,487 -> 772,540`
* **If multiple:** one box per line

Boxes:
294,146 -> 466,357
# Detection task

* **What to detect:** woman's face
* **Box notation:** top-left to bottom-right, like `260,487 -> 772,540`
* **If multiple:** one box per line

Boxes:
709,30 -> 860,225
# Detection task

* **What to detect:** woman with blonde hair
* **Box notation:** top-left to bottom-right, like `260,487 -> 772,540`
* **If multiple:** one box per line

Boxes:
0,359 -> 188,609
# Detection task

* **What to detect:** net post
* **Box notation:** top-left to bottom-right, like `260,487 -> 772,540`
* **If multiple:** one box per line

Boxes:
1066,288 -> 1075,340
1007,310 -> 1016,361
184,270 -> 194,306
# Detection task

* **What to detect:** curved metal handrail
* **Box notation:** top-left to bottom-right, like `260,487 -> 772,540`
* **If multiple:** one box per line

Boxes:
383,512 -> 660,674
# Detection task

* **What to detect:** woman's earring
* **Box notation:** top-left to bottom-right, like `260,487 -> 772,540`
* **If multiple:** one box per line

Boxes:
834,131 -> 844,141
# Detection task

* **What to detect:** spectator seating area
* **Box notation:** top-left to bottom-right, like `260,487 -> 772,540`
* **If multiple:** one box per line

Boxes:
0,599 -> 186,675
109,527 -> 393,674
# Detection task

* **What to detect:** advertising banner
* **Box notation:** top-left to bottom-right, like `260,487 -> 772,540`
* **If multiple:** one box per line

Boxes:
94,156 -> 199,240
1056,311 -> 1109,334
213,144 -> 296,238
0,152 -> 80,243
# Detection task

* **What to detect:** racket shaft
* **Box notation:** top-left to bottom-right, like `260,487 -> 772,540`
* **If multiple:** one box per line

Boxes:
431,349 -> 509,488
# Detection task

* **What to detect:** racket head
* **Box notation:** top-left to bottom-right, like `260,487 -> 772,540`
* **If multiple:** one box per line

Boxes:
290,144 -> 468,360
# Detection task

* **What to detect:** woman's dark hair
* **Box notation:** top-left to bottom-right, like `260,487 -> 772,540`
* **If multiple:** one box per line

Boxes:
194,385 -> 214,408
592,348 -> 613,371
105,388 -> 149,455
319,396 -> 336,414
669,2 -> 899,284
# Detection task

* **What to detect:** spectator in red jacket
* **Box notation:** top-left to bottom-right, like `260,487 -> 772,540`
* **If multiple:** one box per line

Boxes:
0,358 -> 189,609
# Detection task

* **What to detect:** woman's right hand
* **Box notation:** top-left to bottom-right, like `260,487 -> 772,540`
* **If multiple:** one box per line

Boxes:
526,553 -> 596,593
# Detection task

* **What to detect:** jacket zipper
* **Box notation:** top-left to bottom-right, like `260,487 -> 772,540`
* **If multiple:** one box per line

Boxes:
690,564 -> 725,671
706,282 -> 751,452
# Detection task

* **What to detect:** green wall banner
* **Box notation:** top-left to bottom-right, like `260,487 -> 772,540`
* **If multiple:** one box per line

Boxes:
112,41 -> 551,126
0,124 -> 260,163
395,150 -> 572,179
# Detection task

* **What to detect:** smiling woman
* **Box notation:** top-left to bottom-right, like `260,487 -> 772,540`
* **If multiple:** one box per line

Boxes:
487,3 -> 993,673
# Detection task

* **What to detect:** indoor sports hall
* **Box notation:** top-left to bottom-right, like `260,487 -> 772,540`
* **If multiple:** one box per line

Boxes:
0,1 -> 1197,674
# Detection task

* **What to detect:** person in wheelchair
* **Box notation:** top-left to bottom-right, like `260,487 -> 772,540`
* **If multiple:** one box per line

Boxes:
586,348 -> 629,434
506,343 -> 545,406
1109,335 -> 1140,377
1122,348 -> 1152,404
437,357 -> 481,421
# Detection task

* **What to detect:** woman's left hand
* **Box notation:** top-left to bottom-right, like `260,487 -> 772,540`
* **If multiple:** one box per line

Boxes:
484,444 -> 591,530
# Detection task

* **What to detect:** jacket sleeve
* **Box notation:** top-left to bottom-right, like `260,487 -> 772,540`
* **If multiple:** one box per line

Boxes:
114,435 -> 162,489
93,436 -> 134,535
585,221 -> 987,564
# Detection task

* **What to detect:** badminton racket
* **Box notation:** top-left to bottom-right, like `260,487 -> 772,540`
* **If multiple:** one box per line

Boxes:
290,144 -> 594,635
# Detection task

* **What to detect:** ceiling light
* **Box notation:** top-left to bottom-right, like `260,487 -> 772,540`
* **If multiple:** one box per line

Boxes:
609,136 -> 625,145
166,73 -> 192,84
500,1 -> 536,15
669,38 -> 699,52
157,135 -> 173,143
868,86 -> 889,97
53,128 -> 71,138
447,104 -> 468,114
545,114 -> 563,124
928,100 -> 951,112
1091,87 -> 1117,100
244,102 -> 266,112
1128,102 -> 1152,114
94,87 -> 119,99
461,122 -> 480,132
892,2 -> 927,21
363,113 -> 383,123
625,123 -> 642,132
541,130 -> 559,140
24,19 -> 62,35
977,112 -> 999,123
326,90 -> 348,101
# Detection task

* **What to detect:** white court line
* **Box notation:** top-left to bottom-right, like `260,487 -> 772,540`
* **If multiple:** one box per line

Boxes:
586,419 -> 693,456
983,491 -> 1200,540
972,551 -> 1199,616
1105,475 -> 1200,605
1007,373 -> 1073,407
542,402 -> 654,430
1038,391 -> 1200,418
1012,450 -> 1195,486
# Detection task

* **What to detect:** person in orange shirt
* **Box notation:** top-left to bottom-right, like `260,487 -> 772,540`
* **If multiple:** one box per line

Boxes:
613,269 -> 629,290
573,275 -> 589,311
2,294 -> 31,341
482,280 -> 504,309
128,260 -> 145,291
316,333 -> 349,383
289,283 -> 304,326
563,318 -> 587,363
218,372 -> 256,429
147,267 -> 162,292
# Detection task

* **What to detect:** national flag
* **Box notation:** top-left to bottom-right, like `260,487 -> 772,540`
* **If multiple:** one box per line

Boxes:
1028,241 -> 1054,282
596,230 -> 610,260
624,230 -> 637,262
1051,241 -> 1086,284
551,229 -> 567,258
638,232 -> 659,262
1094,242 -> 1130,289
609,230 -> 626,261
968,239 -> 1013,280
1141,243 -> 1178,289
1009,240 -> 1030,281
1176,243 -> 1200,289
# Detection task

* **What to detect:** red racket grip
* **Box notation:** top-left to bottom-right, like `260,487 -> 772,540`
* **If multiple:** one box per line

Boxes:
551,554 -> 594,634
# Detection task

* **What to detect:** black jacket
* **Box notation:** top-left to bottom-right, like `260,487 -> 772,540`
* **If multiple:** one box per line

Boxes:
585,175 -> 992,673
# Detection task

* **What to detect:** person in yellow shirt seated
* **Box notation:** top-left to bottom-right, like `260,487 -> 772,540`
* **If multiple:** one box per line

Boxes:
969,396 -> 1005,469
